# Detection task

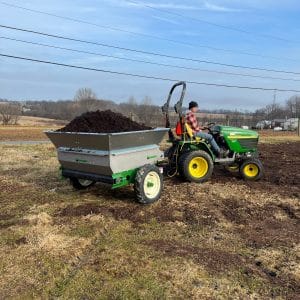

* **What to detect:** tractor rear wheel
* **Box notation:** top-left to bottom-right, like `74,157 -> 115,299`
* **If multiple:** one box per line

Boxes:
134,164 -> 163,204
179,150 -> 213,183
70,178 -> 96,190
240,159 -> 264,181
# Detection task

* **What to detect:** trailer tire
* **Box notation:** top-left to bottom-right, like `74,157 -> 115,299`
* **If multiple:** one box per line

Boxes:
70,178 -> 95,190
134,164 -> 163,204
179,150 -> 213,183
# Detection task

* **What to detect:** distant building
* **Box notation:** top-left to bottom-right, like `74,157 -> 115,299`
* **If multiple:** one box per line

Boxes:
283,118 -> 299,131
256,120 -> 271,130
272,119 -> 285,128
22,106 -> 31,113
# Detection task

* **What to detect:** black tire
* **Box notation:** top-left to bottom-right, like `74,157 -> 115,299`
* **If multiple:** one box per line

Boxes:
70,178 -> 96,190
179,150 -> 213,183
134,164 -> 163,204
240,159 -> 264,181
224,163 -> 240,173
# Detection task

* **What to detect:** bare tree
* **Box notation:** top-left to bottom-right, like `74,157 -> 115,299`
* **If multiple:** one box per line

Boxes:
286,96 -> 300,118
0,103 -> 22,125
120,96 -> 139,120
136,97 -> 161,126
74,88 -> 98,113
74,88 -> 97,102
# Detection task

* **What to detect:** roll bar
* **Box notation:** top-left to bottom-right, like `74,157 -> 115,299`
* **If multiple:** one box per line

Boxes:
162,81 -> 186,128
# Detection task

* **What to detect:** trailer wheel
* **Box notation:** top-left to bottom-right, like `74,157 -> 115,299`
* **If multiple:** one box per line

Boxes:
134,165 -> 163,204
179,150 -> 213,183
70,178 -> 95,190
240,159 -> 264,181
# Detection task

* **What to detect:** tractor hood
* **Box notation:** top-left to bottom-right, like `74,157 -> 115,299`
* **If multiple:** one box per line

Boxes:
214,125 -> 259,153
215,126 -> 258,139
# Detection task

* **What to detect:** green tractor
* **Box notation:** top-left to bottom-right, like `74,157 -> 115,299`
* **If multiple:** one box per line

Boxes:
162,82 -> 264,183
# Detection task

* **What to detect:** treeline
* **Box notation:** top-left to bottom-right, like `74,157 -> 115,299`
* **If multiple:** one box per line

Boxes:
21,88 -> 162,127
1,88 -> 299,127
253,96 -> 300,121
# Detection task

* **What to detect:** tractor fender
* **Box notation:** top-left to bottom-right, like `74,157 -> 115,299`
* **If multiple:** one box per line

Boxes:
180,140 -> 216,161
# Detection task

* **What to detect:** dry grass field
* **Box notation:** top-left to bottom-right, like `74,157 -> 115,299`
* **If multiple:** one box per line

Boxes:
17,116 -> 67,127
0,129 -> 299,299
0,116 -> 66,141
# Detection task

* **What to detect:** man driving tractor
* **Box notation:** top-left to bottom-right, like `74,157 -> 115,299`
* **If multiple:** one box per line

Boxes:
186,101 -> 227,158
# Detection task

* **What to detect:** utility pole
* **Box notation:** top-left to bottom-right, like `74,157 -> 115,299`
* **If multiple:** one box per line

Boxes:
298,114 -> 300,136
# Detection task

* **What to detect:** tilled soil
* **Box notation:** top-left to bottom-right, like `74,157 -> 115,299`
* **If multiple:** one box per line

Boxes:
213,141 -> 300,197
58,110 -> 151,133
259,142 -> 300,187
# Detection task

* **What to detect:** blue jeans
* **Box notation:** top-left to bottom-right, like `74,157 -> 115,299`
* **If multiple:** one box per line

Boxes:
195,131 -> 220,154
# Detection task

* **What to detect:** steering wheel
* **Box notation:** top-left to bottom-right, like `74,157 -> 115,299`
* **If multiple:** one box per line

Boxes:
202,122 -> 216,133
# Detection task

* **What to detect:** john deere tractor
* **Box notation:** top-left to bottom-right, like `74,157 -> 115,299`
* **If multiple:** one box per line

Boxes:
162,82 -> 264,183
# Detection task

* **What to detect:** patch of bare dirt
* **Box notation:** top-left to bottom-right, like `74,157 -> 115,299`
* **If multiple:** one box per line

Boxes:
0,213 -> 29,229
242,262 -> 300,299
144,239 -> 243,274
220,199 -> 300,248
58,201 -> 218,227
239,217 -> 300,249
145,239 -> 300,299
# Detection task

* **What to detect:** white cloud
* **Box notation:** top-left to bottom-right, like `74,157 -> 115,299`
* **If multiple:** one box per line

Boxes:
151,15 -> 180,25
117,0 -> 243,12
203,1 -> 243,12
132,1 -> 202,10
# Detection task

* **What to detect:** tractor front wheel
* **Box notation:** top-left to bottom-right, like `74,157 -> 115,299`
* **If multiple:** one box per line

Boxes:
240,159 -> 264,181
179,150 -> 213,183
134,165 -> 163,204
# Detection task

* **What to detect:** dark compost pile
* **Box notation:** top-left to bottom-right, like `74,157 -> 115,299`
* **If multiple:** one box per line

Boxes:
58,110 -> 152,133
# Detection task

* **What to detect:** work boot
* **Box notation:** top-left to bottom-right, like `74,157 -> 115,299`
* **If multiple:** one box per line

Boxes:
218,149 -> 229,159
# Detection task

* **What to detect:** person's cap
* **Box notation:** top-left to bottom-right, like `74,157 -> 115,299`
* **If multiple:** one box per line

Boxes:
189,101 -> 199,109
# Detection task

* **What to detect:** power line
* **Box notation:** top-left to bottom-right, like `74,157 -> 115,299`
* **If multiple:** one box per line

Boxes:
2,24 -> 300,76
127,0 -> 297,44
0,1 -> 298,62
2,35 -> 300,83
1,52 -> 300,93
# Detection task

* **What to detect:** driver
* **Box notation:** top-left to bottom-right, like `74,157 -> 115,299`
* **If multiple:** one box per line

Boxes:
186,101 -> 226,158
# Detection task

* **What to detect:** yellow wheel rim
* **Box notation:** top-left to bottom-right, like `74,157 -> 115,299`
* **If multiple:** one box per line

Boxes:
188,157 -> 209,178
243,163 -> 259,178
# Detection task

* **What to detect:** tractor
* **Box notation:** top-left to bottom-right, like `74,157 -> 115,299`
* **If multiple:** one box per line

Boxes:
46,81 -> 264,206
162,81 -> 264,183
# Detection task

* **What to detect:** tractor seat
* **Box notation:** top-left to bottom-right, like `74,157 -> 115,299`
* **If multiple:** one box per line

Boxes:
184,123 -> 203,142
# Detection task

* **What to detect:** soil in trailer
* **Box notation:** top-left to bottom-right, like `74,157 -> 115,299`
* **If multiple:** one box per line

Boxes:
58,110 -> 152,133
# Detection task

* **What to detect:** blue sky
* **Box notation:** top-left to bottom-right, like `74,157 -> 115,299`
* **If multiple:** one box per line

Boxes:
1,0 -> 300,110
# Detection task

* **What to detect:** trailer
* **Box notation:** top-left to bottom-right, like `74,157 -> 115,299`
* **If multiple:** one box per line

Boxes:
45,128 -> 169,204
